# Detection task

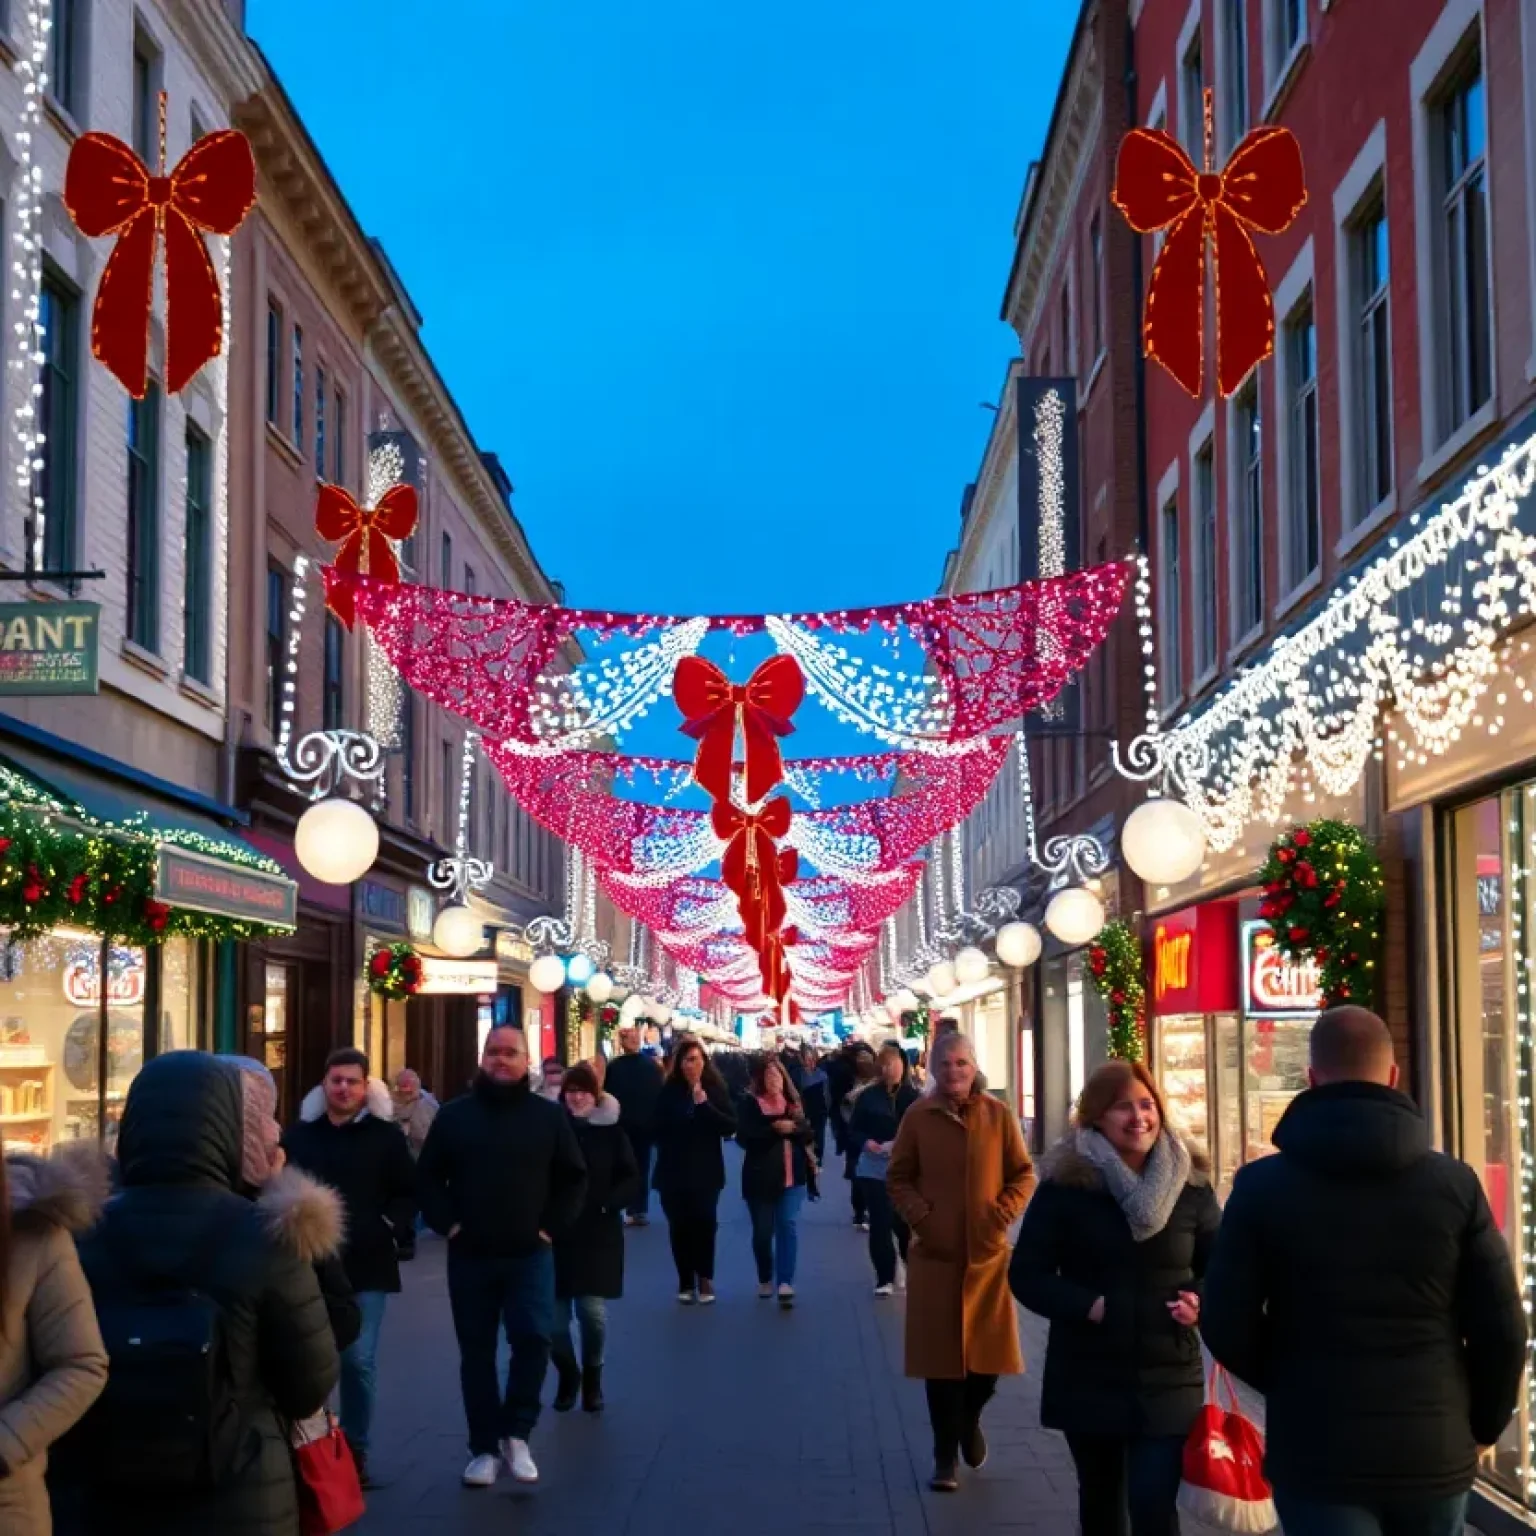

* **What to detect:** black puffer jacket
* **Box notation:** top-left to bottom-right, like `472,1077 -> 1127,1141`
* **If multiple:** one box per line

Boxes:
652,1078 -> 737,1198
604,1051 -> 664,1137
554,1096 -> 639,1300
59,1051 -> 339,1536
1201,1082 -> 1527,1501
1009,1133 -> 1220,1438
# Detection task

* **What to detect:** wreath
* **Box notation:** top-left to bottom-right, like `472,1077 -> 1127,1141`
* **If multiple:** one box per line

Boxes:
577,995 -> 622,1039
1086,919 -> 1145,1061
368,942 -> 422,1001
898,998 -> 932,1040
1258,819 -> 1384,1006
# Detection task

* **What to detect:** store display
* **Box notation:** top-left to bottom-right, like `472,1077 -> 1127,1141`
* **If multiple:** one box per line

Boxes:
1157,1015 -> 1209,1147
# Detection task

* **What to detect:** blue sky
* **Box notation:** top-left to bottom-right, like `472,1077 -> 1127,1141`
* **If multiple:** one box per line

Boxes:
247,0 -> 1078,633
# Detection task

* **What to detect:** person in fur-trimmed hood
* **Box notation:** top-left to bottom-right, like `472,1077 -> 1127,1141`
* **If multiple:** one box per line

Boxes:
1009,1058 -> 1219,1536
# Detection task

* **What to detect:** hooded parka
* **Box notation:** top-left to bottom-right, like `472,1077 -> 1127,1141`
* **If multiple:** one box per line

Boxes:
553,1095 -> 639,1299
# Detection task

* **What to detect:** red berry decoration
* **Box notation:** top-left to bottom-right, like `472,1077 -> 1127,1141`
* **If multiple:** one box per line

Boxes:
368,942 -> 423,1001
1293,830 -> 1311,848
1081,919 -> 1145,1062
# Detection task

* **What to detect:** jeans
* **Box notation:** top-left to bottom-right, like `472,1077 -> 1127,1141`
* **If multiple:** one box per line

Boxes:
925,1373 -> 997,1462
626,1132 -> 654,1216
748,1187 -> 806,1285
338,1290 -> 388,1456
549,1294 -> 607,1371
446,1245 -> 556,1453
859,1176 -> 909,1286
1274,1490 -> 1470,1536
1065,1432 -> 1188,1536
662,1189 -> 720,1289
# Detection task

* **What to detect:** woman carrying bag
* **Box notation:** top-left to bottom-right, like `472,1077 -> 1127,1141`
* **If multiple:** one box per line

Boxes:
736,1057 -> 813,1307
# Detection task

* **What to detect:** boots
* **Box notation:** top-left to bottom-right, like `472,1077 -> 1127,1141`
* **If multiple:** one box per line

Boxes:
582,1363 -> 604,1413
552,1351 -> 581,1413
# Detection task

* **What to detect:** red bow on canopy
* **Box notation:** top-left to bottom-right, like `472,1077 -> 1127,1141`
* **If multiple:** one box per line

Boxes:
317,483 -> 420,627
759,930 -> 796,1002
674,655 -> 805,805
1112,88 -> 1306,398
713,796 -> 793,908
64,126 -> 256,399
738,849 -> 799,952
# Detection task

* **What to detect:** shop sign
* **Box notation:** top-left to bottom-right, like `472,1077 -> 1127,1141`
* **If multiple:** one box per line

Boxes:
0,601 -> 99,695
63,948 -> 145,1008
415,957 -> 498,995
358,880 -> 406,932
1149,901 -> 1240,1016
155,847 -> 298,929
496,930 -> 534,968
406,886 -> 435,942
1242,920 -> 1324,1017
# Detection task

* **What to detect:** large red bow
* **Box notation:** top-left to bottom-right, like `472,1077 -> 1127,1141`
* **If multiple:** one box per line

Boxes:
674,655 -> 804,805
713,796 -> 793,909
1112,91 -> 1305,398
317,483 -> 420,627
64,127 -> 256,399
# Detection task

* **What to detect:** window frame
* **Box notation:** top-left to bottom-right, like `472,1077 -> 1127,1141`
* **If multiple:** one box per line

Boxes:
265,301 -> 282,427
1088,213 -> 1104,365
1437,55 -> 1492,438
1216,0 -> 1250,156
1177,0 -> 1206,159
1190,407 -> 1219,687
130,32 -> 160,166
1156,459 -> 1184,715
265,562 -> 287,736
314,363 -> 327,479
1282,296 -> 1322,597
322,613 -> 344,732
290,323 -> 303,450
334,384 -> 347,485
1227,376 -> 1265,649
126,383 -> 162,653
49,0 -> 83,120
183,422 -> 212,684
38,267 -> 80,576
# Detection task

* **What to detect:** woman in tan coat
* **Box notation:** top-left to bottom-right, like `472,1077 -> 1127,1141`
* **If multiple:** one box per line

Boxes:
0,1147 -> 110,1534
887,1030 -> 1034,1493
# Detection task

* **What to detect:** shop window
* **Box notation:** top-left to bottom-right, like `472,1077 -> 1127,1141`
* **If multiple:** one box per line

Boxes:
159,937 -> 203,1053
262,962 -> 291,1114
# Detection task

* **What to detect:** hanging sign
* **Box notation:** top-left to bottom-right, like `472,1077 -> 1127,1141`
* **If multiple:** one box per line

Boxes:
415,957 -> 498,996
1242,920 -> 1324,1017
1149,901 -> 1239,1016
0,602 -> 100,695
156,847 -> 298,929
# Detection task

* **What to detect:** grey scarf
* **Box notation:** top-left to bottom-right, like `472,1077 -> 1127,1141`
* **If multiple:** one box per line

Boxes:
1074,1127 -> 1190,1241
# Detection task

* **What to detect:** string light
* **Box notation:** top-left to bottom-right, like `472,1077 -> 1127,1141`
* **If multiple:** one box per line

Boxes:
1034,386 -> 1067,721
12,0 -> 49,568
1516,790 -> 1536,1500
364,440 -> 407,749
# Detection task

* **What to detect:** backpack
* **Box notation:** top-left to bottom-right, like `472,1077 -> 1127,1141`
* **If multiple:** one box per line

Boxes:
88,1201 -> 246,1490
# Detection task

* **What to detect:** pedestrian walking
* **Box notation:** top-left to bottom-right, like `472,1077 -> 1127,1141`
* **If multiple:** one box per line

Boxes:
777,1037 -> 806,1093
0,1146 -> 108,1536
847,1041 -> 920,1295
840,1044 -> 878,1229
1201,1005 -> 1526,1536
282,1048 -> 416,1486
1008,1058 -> 1219,1536
417,1024 -> 587,1490
652,1037 -> 737,1304
824,1042 -> 856,1161
390,1069 -> 439,1158
61,1051 -> 339,1536
604,1026 -> 665,1227
537,1058 -> 565,1102
737,1055 -> 814,1307
887,1030 -> 1034,1493
799,1046 -> 830,1166
549,1064 -> 638,1415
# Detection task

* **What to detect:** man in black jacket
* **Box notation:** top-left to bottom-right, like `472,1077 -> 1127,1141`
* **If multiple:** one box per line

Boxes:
417,1024 -> 587,1491
1202,1006 -> 1526,1536
603,1025 -> 664,1226
281,1046 -> 415,1486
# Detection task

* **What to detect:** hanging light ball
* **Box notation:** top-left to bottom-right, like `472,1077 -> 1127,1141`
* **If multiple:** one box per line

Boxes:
565,952 -> 596,987
529,953 -> 568,994
925,960 -> 958,998
1045,886 -> 1107,947
294,797 -> 379,886
995,921 -> 1043,970
432,903 -> 486,958
652,1002 -> 673,1026
619,993 -> 645,1023
892,988 -> 920,1014
585,972 -> 614,1005
1121,796 -> 1208,886
954,946 -> 991,986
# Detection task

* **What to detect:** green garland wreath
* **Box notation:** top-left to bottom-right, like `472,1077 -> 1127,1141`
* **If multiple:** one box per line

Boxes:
1086,919 -> 1146,1062
898,999 -> 932,1040
576,994 -> 622,1039
367,943 -> 422,1002
1258,818 -> 1384,1006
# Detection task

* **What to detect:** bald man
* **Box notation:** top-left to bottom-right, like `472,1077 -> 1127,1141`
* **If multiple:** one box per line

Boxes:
1201,1006 -> 1525,1536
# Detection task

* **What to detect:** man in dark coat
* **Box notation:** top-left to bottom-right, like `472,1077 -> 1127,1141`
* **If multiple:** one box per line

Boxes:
824,1044 -> 856,1159
602,1025 -> 664,1226
1202,1006 -> 1527,1535
281,1047 -> 416,1485
417,1024 -> 587,1491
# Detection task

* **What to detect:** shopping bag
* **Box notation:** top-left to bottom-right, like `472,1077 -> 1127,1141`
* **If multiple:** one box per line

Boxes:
292,1409 -> 366,1535
1176,1365 -> 1277,1533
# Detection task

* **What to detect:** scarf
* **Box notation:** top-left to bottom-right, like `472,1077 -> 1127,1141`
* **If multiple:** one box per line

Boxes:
756,1091 -> 793,1189
1074,1126 -> 1190,1242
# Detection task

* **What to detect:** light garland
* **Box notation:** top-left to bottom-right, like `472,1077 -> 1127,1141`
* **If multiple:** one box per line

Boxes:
213,231 -> 233,693
1034,385 -> 1067,721
1514,789 -> 1536,1501
12,0 -> 49,568
426,731 -> 494,902
364,439 -> 407,750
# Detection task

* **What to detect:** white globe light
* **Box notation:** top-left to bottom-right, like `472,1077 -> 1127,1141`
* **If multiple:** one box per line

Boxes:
1121,796 -> 1208,887
954,946 -> 991,986
925,960 -> 958,998
638,996 -> 658,1018
565,952 -> 595,986
892,988 -> 920,1014
293,797 -> 379,886
652,1002 -> 673,1026
619,993 -> 645,1023
529,953 -> 567,994
1045,886 -> 1107,947
585,972 -> 614,1004
433,903 -> 485,958
995,921 -> 1043,969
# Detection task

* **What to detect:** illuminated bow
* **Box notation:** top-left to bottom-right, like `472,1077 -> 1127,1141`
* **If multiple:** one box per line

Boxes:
64,121 -> 256,399
674,655 -> 805,805
738,853 -> 800,954
1112,89 -> 1305,398
316,483 -> 420,627
759,930 -> 797,1003
713,796 -> 794,909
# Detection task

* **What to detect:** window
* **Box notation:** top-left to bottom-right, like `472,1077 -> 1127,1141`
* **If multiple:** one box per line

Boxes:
38,272 -> 79,574
401,692 -> 416,824
1159,494 -> 1183,706
1269,0 -> 1306,78
1230,382 -> 1264,638
334,385 -> 347,484
1192,442 -> 1218,680
265,302 -> 281,426
441,740 -> 455,845
314,365 -> 326,478
131,35 -> 158,166
1223,0 -> 1249,149
291,324 -> 303,449
322,614 -> 343,731
183,424 -> 211,684
1437,56 -> 1491,434
1059,282 -> 1074,378
1180,21 -> 1206,158
126,385 -> 161,651
1284,300 -> 1321,588
464,565 -> 476,597
265,564 -> 286,733
50,0 -> 80,117
1093,535 -> 1111,735
440,531 -> 452,585
1089,215 -> 1103,360
1353,202 -> 1393,517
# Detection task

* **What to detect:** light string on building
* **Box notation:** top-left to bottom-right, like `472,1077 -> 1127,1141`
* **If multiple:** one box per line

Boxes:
364,438 -> 408,751
426,732 -> 493,904
213,232 -> 233,694
1514,788 -> 1536,1499
11,0 -> 49,567
1033,384 -> 1067,721
1014,727 -> 1110,886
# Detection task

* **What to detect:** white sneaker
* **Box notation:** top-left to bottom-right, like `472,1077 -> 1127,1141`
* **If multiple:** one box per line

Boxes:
678,1288 -> 697,1304
463,1453 -> 500,1487
874,1282 -> 895,1296
502,1437 -> 538,1484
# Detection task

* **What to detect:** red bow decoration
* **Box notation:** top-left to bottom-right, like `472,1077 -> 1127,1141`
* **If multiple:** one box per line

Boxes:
1112,87 -> 1305,398
317,483 -> 420,627
758,930 -> 797,1003
64,101 -> 256,399
713,796 -> 793,908
674,655 -> 804,805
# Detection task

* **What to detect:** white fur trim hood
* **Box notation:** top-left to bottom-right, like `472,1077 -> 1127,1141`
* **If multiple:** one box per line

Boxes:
6,1142 -> 110,1234
256,1166 -> 347,1262
582,1092 -> 621,1128
300,1076 -> 395,1124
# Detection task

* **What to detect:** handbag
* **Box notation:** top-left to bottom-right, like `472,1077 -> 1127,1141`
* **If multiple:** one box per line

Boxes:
1176,1365 -> 1277,1533
291,1410 -> 366,1535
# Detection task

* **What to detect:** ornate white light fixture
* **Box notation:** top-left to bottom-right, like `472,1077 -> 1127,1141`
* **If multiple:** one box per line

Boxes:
529,953 -> 567,994
294,797 -> 379,885
433,903 -> 486,958
995,921 -> 1043,969
954,946 -> 991,986
585,972 -> 614,1004
1120,795 -> 1207,887
1044,886 -> 1106,947
427,731 -> 495,904
925,960 -> 958,998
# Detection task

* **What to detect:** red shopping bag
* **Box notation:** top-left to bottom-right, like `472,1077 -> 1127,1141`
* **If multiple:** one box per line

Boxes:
293,1411 -> 366,1535
1177,1366 -> 1277,1533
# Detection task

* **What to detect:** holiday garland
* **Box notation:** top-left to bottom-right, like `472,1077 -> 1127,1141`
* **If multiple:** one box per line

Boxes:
577,994 -> 623,1040
899,999 -> 933,1040
1086,919 -> 1145,1061
368,942 -> 423,1002
1258,819 -> 1384,1006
